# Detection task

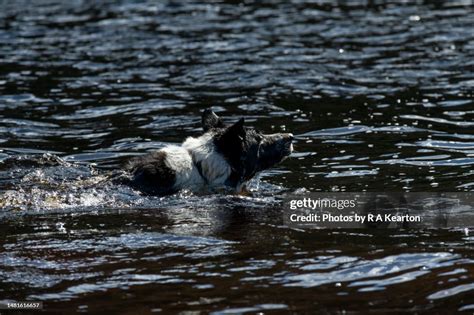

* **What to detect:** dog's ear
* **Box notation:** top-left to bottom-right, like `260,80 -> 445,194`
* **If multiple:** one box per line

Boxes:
202,109 -> 224,132
225,118 -> 246,137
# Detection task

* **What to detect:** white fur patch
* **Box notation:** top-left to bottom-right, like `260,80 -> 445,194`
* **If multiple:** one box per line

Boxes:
183,133 -> 231,187
162,133 -> 231,192
162,146 -> 204,189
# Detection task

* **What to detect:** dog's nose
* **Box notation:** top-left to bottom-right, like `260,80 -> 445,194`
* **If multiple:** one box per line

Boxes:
287,133 -> 294,141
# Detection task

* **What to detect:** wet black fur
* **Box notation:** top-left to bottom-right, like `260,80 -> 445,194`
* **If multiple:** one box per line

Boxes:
213,119 -> 262,186
206,112 -> 293,188
127,151 -> 177,195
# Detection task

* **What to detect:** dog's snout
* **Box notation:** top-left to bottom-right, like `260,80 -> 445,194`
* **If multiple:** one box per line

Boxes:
282,133 -> 294,142
262,133 -> 294,146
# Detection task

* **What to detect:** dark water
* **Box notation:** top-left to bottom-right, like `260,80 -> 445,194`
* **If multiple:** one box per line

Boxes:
1,0 -> 474,313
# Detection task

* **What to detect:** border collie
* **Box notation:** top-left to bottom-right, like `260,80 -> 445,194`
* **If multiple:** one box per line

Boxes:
127,110 -> 293,195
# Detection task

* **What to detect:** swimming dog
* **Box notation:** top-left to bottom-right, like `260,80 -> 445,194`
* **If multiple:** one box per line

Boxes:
127,110 -> 293,195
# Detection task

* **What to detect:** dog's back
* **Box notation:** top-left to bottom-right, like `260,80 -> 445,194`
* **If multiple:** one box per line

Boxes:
128,146 -> 207,195
128,150 -> 178,195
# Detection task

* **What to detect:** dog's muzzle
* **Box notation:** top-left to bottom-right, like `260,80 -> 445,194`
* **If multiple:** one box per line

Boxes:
262,133 -> 294,158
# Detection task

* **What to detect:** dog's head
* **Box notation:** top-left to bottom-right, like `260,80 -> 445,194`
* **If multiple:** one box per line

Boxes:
202,109 -> 293,188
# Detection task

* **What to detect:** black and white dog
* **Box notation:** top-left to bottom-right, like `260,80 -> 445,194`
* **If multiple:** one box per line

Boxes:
127,110 -> 293,195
